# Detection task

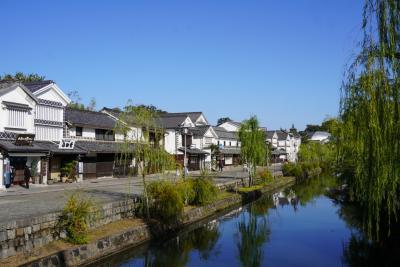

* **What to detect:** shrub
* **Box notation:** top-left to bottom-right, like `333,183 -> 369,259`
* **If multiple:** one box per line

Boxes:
147,180 -> 184,224
60,160 -> 77,181
176,179 -> 195,205
282,163 -> 303,178
191,177 -> 218,206
257,169 -> 273,184
60,192 -> 95,244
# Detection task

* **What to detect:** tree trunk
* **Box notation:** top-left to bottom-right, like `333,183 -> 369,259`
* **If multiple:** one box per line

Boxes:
142,171 -> 150,219
248,164 -> 253,187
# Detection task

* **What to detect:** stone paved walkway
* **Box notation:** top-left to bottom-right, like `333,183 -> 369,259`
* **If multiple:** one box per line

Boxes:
0,168 -> 250,224
0,165 -> 282,224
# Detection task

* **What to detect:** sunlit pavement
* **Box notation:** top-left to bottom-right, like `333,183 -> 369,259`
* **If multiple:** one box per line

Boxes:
0,165 -> 282,223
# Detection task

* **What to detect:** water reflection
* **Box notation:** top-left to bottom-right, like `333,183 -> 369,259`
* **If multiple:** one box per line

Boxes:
142,221 -> 221,267
236,202 -> 271,267
90,175 -> 400,267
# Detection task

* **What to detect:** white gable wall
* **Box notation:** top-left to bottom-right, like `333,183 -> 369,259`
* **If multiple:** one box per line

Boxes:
0,85 -> 36,134
33,84 -> 70,106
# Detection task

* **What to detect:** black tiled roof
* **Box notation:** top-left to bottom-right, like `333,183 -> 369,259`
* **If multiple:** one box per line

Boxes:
0,82 -> 38,102
276,130 -> 289,140
66,108 -> 116,129
190,126 -> 212,137
164,112 -> 203,123
36,141 -> 87,154
0,140 -> 49,153
75,141 -> 135,154
212,126 -> 238,140
158,114 -> 189,129
178,147 -> 209,155
23,80 -> 54,93
265,130 -> 276,139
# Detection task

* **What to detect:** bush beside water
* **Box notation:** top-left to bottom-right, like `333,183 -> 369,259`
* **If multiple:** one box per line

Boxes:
146,176 -> 219,224
59,193 -> 96,244
147,180 -> 184,224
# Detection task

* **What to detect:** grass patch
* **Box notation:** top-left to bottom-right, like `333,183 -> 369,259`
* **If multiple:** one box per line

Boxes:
238,184 -> 264,193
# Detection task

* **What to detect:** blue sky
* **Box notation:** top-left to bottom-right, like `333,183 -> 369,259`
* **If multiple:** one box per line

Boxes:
0,0 -> 363,130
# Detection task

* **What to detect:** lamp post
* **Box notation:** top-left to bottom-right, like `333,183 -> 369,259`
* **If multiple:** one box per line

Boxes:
182,126 -> 188,178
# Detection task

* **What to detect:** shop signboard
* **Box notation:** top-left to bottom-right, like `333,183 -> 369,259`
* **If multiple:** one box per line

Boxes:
15,134 -> 35,146
59,139 -> 75,150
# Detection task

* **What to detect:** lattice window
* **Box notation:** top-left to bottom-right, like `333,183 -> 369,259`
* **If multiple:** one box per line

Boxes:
8,108 -> 27,129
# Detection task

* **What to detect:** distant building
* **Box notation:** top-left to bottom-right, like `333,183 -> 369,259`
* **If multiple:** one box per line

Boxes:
266,129 -> 301,163
308,131 -> 331,143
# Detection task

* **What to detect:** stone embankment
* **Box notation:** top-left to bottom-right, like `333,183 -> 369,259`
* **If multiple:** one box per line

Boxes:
0,176 -> 295,267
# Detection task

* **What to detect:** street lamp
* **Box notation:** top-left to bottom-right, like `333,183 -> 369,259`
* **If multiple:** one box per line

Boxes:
181,126 -> 189,178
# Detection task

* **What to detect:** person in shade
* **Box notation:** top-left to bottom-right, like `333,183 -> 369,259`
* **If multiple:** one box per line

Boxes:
24,165 -> 31,189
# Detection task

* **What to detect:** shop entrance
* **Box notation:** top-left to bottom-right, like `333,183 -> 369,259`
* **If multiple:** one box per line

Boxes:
9,157 -> 27,184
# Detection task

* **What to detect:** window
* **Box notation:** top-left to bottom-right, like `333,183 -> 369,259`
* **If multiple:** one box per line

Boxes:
224,141 -> 226,147
76,127 -> 83,137
229,141 -> 232,147
95,129 -> 115,141
8,108 -> 27,129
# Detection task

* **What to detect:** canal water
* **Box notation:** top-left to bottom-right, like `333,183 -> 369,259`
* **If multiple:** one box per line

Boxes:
91,176 -> 398,267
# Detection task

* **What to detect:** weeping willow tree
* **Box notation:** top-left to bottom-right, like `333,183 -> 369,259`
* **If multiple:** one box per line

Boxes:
340,0 -> 400,239
239,116 -> 266,186
115,102 -> 175,219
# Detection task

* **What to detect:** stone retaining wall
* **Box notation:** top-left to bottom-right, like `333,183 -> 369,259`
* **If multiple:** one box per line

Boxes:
22,177 -> 296,267
0,199 -> 137,260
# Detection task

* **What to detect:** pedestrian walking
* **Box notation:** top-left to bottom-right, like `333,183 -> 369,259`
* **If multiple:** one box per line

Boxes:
24,165 -> 31,189
219,160 -> 224,172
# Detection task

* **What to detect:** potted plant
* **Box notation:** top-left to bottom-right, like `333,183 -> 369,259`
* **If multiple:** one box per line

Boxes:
60,161 -> 78,183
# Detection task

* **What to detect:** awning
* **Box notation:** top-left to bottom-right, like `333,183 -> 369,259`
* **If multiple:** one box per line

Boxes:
178,147 -> 209,155
36,141 -> 87,155
0,140 -> 49,153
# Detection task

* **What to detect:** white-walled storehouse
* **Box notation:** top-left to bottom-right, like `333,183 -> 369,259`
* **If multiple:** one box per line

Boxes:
212,126 -> 241,166
0,80 -> 74,188
267,130 -> 301,163
160,112 -> 211,171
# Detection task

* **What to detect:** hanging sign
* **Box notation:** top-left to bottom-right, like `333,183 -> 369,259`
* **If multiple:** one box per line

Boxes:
59,139 -> 75,150
15,134 -> 35,146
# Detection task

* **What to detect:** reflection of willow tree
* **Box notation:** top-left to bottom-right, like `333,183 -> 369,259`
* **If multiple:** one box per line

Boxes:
236,204 -> 271,267
290,175 -> 338,205
335,198 -> 400,267
143,223 -> 220,267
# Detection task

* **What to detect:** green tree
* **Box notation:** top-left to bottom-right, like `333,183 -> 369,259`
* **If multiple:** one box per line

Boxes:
238,116 -> 266,186
340,0 -> 400,238
0,72 -> 45,82
217,117 -> 232,125
116,102 -> 175,219
87,97 -> 97,111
